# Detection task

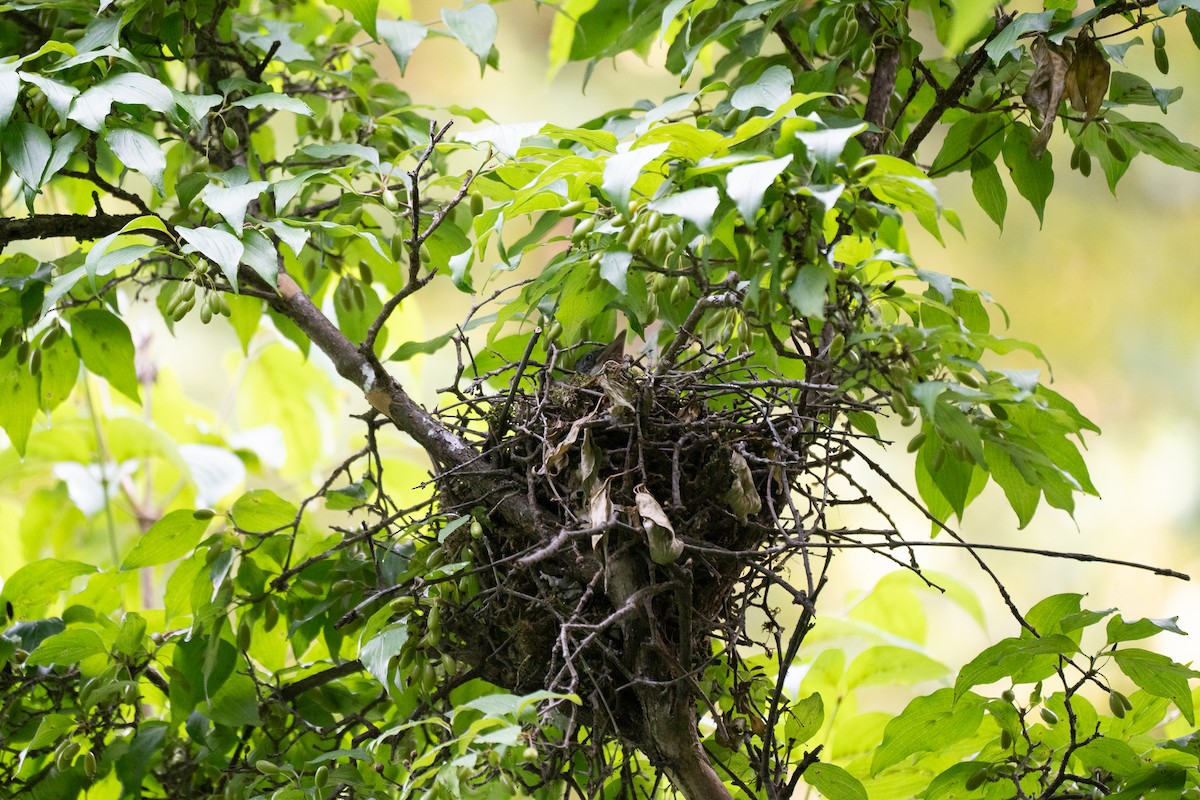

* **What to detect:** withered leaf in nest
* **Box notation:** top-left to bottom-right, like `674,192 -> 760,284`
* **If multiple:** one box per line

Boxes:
725,450 -> 762,520
589,475 -> 613,531
597,363 -> 638,419
635,484 -> 683,564
579,428 -> 600,488
1023,35 -> 1070,158
1065,31 -> 1110,130
543,414 -> 592,476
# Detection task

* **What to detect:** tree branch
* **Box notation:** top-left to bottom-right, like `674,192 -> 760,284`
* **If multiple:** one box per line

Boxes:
861,40 -> 901,154
0,213 -> 155,252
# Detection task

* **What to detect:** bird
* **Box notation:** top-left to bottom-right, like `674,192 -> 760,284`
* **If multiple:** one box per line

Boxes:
572,334 -> 626,376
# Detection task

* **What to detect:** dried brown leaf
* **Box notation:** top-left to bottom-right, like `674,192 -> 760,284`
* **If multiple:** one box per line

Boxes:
1023,35 -> 1071,157
1066,32 -> 1110,127
724,450 -> 762,520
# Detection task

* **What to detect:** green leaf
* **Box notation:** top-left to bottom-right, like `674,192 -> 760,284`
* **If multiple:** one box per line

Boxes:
121,509 -> 213,570
969,156 -> 1006,230
388,330 -> 454,361
28,713 -> 74,749
2,121 -> 52,191
1111,648 -> 1200,724
360,623 -> 408,685
38,328 -> 80,414
983,441 -> 1039,528
954,635 -> 1078,698
787,264 -> 828,320
1112,120 -> 1200,171
230,489 -> 299,534
0,348 -> 38,455
378,18 -> 427,73
871,688 -> 985,775
944,0 -> 993,53
201,181 -> 269,230
230,92 -> 315,116
844,645 -> 949,690
330,0 -> 378,38
442,4 -> 499,69
0,70 -> 19,127
206,671 -> 262,727
1002,123 -> 1053,224
25,628 -> 108,666
1106,615 -> 1187,643
730,65 -> 793,111
104,127 -> 166,194
726,155 -> 791,222
795,118 -> 866,173
649,187 -> 720,233
602,143 -> 668,213
804,763 -> 867,800
0,558 -> 97,615
984,11 -> 1054,63
786,693 -> 824,744
70,308 -> 141,403
176,226 -> 245,288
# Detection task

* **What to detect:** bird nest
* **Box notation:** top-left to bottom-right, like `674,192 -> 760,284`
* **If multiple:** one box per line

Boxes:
418,318 -> 900,786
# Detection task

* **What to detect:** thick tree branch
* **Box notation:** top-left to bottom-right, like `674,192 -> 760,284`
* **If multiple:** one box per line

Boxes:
0,212 -> 159,252
899,16 -> 1013,161
861,41 -> 901,154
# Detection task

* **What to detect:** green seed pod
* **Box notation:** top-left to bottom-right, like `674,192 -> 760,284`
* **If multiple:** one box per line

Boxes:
648,230 -> 669,262
957,371 -> 979,389
1153,24 -> 1166,49
392,595 -> 416,614
827,333 -> 845,360
572,216 -> 596,243
1078,149 -> 1092,178
999,728 -> 1013,750
390,234 -> 406,263
299,579 -> 322,595
931,445 -> 946,470
628,225 -> 647,251
420,243 -> 432,264
907,432 -> 926,453
857,45 -> 875,72
1069,143 -> 1082,171
610,214 -> 627,228
179,32 -> 196,58
199,298 -> 213,324
522,746 -> 539,764
83,750 -> 96,781
263,600 -> 279,632
1108,690 -> 1127,718
891,390 -> 911,417
425,546 -> 446,570
988,402 -> 1008,421
29,348 -> 41,376
257,760 -> 282,775
179,280 -> 197,301
381,188 -> 399,212
15,340 -> 29,364
222,126 -> 238,151
470,518 -> 484,538
719,109 -> 740,130
56,741 -> 79,771
1039,707 -> 1058,725
670,277 -> 690,305
964,768 -> 988,791
1155,45 -> 1169,75
360,264 -> 373,285
214,292 -> 232,317
1106,136 -> 1125,161
470,192 -> 484,217
421,662 -> 437,692
314,765 -> 329,788
560,199 -> 587,216
1001,689 -> 1016,703
397,638 -> 416,670
237,619 -> 252,651
427,605 -> 442,638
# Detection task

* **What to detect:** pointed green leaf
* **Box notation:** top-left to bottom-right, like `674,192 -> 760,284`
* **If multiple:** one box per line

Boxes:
330,0 -> 379,38
805,763 -> 867,800
731,65 -> 793,111
649,187 -> 720,233
201,181 -> 269,230
1112,649 -> 1200,724
121,509 -> 213,570
379,18 -> 427,73
70,308 -> 141,402
442,4 -> 499,69
871,688 -> 986,775
105,127 -> 166,193
177,226 -> 245,288
0,348 -> 38,455
726,155 -> 791,222
2,121 -> 52,190
25,628 -> 108,666
0,558 -> 98,615
1002,123 -> 1054,224
231,92 -> 314,116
